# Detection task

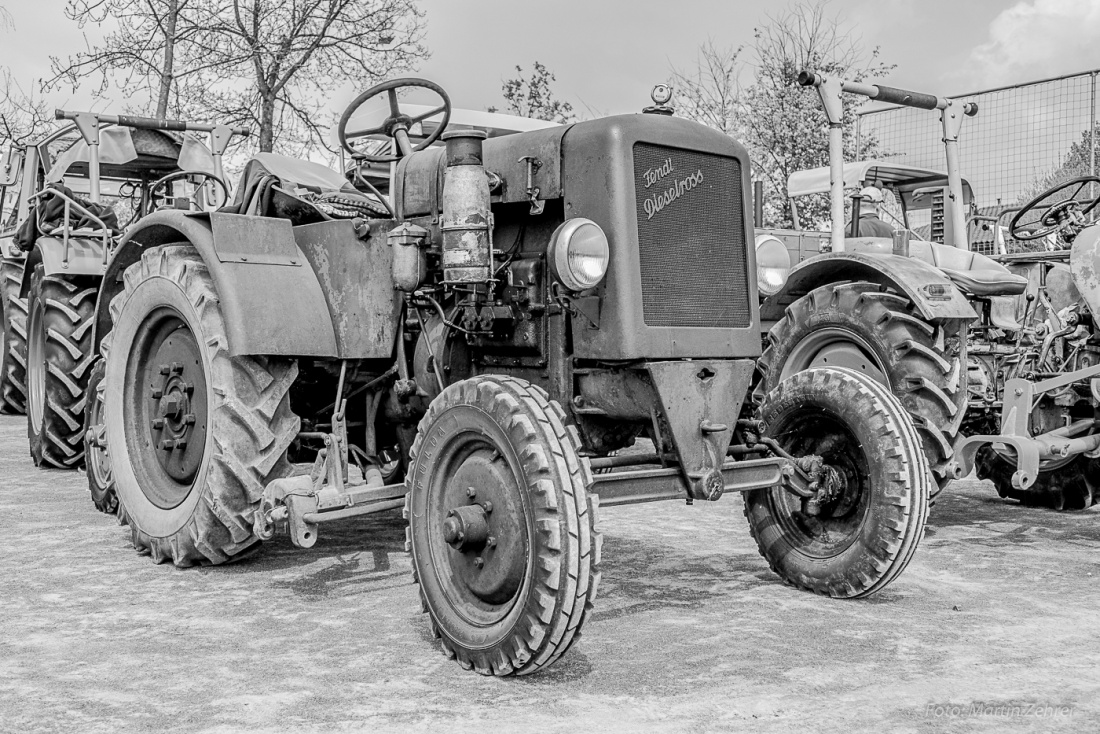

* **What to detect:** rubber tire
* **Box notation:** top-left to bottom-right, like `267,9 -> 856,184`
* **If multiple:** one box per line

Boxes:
104,245 -> 299,566
760,282 -> 966,497
975,448 -> 1100,511
26,265 -> 97,469
745,367 -> 931,598
405,375 -> 600,676
0,258 -> 28,414
84,358 -> 117,514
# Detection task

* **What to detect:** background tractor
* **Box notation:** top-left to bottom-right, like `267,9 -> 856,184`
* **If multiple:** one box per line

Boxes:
0,111 -> 245,500
755,72 -> 1029,499
89,78 -> 932,676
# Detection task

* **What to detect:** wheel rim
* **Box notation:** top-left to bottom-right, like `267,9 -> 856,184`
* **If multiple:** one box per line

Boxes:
425,409 -> 531,629
766,406 -> 871,556
27,294 -> 45,433
123,307 -> 209,509
87,373 -> 112,489
781,328 -> 888,386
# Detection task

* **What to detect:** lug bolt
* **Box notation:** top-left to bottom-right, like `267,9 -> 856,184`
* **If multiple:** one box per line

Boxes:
487,536 -> 497,548
474,557 -> 484,569
481,501 -> 493,513
159,364 -> 171,375
158,439 -> 174,451
151,389 -> 163,399
152,418 -> 165,430
466,487 -> 477,498
174,438 -> 187,450
171,362 -> 184,375
183,414 -> 196,426
181,382 -> 194,395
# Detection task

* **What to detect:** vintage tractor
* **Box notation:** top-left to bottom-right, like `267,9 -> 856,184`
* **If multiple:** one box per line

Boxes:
755,72 -> 1029,499
948,176 -> 1100,509
2,111 -> 245,502
91,78 -> 931,675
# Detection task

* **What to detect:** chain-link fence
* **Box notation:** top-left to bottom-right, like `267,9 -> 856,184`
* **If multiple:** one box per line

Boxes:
856,69 -> 1099,215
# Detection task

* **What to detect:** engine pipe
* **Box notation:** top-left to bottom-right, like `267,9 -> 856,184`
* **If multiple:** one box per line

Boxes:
798,71 -> 978,252
440,129 -> 492,284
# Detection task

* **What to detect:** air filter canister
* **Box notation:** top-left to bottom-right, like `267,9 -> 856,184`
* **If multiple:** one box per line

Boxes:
441,129 -> 491,284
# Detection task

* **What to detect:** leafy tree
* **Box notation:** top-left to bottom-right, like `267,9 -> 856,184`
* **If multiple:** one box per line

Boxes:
673,1 -> 892,229
192,0 -> 428,155
490,62 -> 574,123
742,1 -> 893,229
48,0 -> 212,119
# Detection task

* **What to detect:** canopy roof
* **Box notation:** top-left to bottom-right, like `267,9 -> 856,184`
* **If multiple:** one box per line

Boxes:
787,160 -> 974,202
46,127 -> 217,183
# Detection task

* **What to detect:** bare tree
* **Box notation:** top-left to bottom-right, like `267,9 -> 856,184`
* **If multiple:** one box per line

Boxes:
48,0 -> 213,119
0,70 -> 53,145
669,41 -> 743,136
192,0 -> 428,155
489,62 -> 574,123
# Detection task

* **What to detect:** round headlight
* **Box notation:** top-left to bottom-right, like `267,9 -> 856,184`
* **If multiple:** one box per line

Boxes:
755,234 -> 791,297
549,218 -> 610,292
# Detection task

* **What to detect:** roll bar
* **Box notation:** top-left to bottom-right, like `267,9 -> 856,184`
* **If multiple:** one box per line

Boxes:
798,70 -> 978,252
52,109 -> 251,204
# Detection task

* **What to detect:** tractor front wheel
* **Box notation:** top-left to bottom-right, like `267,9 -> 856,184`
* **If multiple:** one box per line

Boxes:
405,375 -> 600,676
760,282 -> 966,497
104,245 -> 299,566
84,358 -> 116,513
745,367 -> 930,598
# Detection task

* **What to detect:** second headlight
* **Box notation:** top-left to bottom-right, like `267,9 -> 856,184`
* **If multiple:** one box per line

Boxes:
755,234 -> 792,297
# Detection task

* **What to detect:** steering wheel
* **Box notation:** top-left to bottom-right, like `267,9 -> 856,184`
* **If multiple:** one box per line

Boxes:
337,78 -> 451,162
1010,175 -> 1100,241
146,170 -> 230,215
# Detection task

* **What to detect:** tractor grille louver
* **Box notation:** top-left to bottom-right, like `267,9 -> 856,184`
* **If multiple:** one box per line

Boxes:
633,143 -> 750,329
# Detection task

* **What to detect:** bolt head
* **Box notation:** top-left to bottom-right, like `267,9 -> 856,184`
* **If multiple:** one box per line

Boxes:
481,501 -> 493,513
152,418 -> 165,430
159,364 -> 171,375
151,389 -> 163,399
466,487 -> 477,498
474,557 -> 484,569
158,439 -> 174,451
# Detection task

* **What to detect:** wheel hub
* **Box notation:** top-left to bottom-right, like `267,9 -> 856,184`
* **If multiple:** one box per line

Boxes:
128,312 -> 209,505
442,449 -> 525,606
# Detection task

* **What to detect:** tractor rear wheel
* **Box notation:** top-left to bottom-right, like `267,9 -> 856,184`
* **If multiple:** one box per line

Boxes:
26,265 -> 97,468
405,375 -> 599,676
104,245 -> 299,566
760,282 -> 966,497
0,258 -> 28,414
84,358 -> 117,514
975,448 -> 1100,511
745,367 -> 930,598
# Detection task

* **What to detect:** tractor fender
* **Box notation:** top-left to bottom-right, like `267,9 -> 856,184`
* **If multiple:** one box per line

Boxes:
761,251 -> 977,322
21,237 -> 107,295
93,210 -> 339,358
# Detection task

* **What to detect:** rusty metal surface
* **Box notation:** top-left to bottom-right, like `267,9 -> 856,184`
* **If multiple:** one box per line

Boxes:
591,456 -> 786,507
102,210 -> 338,357
210,212 -> 301,266
763,251 -> 978,322
395,125 -> 566,218
645,359 -> 755,500
293,219 -> 400,360
561,114 -> 762,360
1070,224 -> 1100,321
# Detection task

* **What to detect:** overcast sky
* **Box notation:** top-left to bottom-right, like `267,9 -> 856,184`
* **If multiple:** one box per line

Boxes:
1,0 -> 1098,122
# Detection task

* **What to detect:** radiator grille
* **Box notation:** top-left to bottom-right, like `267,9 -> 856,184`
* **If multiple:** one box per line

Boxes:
633,143 -> 750,328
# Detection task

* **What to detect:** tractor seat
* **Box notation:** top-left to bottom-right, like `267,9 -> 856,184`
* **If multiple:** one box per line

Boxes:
845,237 -> 1028,297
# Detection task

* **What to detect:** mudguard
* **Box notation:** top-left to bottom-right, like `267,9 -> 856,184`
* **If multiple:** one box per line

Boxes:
93,210 -> 339,357
761,251 -> 977,323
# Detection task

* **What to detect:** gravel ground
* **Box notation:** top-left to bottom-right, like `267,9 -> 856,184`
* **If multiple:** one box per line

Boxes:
1,412 -> 1099,733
